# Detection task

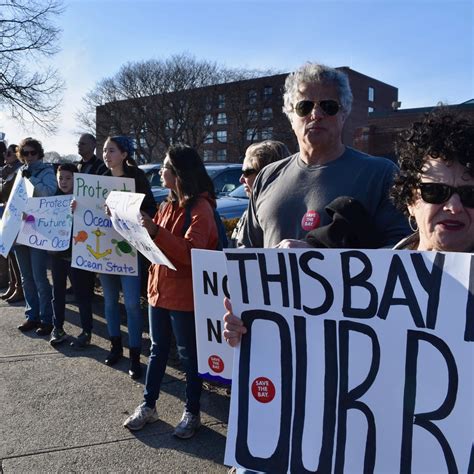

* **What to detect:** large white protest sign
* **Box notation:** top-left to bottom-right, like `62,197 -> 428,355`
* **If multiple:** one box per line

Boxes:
224,248 -> 473,473
191,249 -> 233,383
16,195 -> 73,251
71,173 -> 137,275
0,173 -> 34,257
106,191 -> 175,270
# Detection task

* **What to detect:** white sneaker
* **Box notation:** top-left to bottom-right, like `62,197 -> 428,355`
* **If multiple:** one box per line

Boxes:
173,410 -> 201,439
123,403 -> 159,431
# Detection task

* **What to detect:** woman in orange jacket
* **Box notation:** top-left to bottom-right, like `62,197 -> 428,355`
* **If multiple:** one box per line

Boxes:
124,144 -> 218,439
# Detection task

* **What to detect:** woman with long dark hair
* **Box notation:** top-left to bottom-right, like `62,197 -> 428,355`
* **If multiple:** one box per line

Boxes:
123,144 -> 218,439
99,136 -> 156,379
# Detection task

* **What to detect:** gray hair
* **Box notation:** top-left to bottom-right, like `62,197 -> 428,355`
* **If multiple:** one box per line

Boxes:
282,63 -> 353,119
245,140 -> 291,172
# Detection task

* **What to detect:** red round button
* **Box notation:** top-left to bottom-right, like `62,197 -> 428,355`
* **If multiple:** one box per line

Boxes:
301,210 -> 320,231
251,377 -> 276,403
208,355 -> 224,373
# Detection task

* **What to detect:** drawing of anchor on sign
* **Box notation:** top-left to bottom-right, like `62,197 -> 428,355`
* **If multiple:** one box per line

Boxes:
87,228 -> 112,260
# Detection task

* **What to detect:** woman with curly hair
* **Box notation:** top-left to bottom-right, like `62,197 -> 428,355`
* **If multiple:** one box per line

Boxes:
391,108 -> 474,252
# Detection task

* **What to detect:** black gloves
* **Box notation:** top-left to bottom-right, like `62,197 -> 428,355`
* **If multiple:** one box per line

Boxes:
22,168 -> 31,178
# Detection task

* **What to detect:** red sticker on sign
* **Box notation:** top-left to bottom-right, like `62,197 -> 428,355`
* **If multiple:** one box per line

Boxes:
208,355 -> 224,373
251,377 -> 276,403
301,210 -> 320,231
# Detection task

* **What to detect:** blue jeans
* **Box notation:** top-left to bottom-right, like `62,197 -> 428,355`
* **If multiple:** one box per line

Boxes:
144,306 -> 202,415
99,272 -> 142,348
14,245 -> 53,324
51,256 -> 95,333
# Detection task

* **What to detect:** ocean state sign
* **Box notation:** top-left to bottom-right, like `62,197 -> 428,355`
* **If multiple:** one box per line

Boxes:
224,248 -> 473,473
16,195 -> 73,251
191,249 -> 233,383
106,191 -> 175,270
71,173 -> 137,275
0,173 -> 34,257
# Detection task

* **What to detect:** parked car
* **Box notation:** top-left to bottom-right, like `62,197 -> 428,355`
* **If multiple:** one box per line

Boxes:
140,162 -> 243,204
216,184 -> 249,220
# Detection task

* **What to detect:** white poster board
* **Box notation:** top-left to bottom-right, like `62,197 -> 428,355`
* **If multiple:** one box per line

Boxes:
191,249 -> 233,383
16,195 -> 73,251
0,173 -> 34,256
71,173 -> 137,275
223,248 -> 473,473
105,191 -> 175,270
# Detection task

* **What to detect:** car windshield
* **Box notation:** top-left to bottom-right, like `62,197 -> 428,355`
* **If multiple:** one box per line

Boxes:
228,184 -> 248,199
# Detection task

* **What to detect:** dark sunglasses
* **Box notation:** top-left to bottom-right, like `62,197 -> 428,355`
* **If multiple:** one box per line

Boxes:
241,168 -> 257,178
419,183 -> 474,208
294,99 -> 341,117
20,150 -> 38,157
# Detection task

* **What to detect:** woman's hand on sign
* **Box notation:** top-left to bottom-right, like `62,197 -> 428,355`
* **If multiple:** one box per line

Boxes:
275,239 -> 311,249
70,199 -> 77,214
223,297 -> 247,347
140,211 -> 159,238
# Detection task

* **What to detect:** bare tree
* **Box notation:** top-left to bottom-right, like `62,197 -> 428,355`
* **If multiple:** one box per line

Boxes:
0,0 -> 64,131
77,54 -> 277,162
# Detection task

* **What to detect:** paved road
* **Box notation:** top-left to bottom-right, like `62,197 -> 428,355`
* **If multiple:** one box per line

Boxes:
0,290 -> 230,473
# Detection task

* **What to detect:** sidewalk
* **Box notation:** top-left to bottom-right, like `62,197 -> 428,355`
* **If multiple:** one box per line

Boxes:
0,290 -> 230,473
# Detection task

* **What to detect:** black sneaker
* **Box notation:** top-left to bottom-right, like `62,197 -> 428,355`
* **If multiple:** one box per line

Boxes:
18,320 -> 40,332
49,328 -> 68,346
70,331 -> 91,348
36,323 -> 53,336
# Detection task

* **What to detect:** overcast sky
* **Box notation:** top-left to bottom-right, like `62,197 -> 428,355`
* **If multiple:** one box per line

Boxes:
1,0 -> 472,156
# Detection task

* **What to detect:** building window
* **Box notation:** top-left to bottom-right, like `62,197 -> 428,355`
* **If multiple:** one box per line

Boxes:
247,109 -> 258,122
368,107 -> 374,113
261,127 -> 273,140
262,107 -> 273,120
248,90 -> 258,105
217,149 -> 227,161
263,86 -> 273,99
203,150 -> 213,162
218,94 -> 225,109
166,118 -> 174,130
204,132 -> 213,144
246,128 -> 257,141
204,114 -> 213,126
217,113 -> 227,125
368,87 -> 375,102
216,130 -> 227,143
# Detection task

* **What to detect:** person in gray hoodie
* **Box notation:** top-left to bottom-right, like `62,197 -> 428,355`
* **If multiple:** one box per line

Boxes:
15,138 -> 57,336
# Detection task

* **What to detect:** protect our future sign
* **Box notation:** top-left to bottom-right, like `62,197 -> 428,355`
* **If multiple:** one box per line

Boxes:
221,248 -> 473,473
71,173 -> 137,275
16,195 -> 73,251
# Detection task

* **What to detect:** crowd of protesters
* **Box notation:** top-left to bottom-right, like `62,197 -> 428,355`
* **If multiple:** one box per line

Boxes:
1,61 -> 473,454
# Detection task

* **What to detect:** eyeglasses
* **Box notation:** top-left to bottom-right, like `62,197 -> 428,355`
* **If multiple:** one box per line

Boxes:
20,150 -> 38,157
419,183 -> 474,208
241,168 -> 257,178
294,99 -> 341,117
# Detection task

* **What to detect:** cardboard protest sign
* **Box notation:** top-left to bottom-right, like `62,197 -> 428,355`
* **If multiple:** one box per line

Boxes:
224,248 -> 473,473
0,173 -> 34,257
16,195 -> 73,251
106,191 -> 175,270
71,173 -> 137,275
191,249 -> 233,383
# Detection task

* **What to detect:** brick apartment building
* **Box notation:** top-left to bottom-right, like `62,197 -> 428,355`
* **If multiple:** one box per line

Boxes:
96,67 -> 398,163
354,99 -> 474,162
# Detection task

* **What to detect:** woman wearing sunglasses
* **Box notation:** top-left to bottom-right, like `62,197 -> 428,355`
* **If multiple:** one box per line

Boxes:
232,140 -> 290,247
15,138 -> 57,335
391,109 -> 474,252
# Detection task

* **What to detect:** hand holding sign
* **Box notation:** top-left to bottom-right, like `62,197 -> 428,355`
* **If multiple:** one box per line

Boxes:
223,297 -> 247,347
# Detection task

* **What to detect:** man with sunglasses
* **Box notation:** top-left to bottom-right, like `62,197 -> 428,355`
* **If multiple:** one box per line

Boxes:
241,62 -> 409,249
